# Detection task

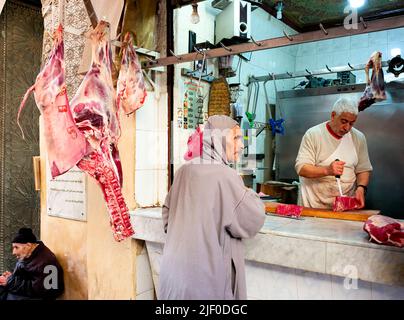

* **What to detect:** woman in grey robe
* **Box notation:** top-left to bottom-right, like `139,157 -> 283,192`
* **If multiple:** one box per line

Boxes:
158,115 -> 266,300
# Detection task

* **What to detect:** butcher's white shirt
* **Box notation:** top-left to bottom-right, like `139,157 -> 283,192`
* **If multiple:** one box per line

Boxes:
295,122 -> 373,209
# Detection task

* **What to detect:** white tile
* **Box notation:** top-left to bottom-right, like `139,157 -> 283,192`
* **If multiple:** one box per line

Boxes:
387,27 -> 404,44
136,131 -> 158,170
369,31 -> 387,46
135,92 -> 157,131
349,48 -> 373,65
136,252 -> 154,295
158,170 -> 168,206
371,282 -> 404,300
295,269 -> 333,300
331,50 -> 351,68
135,170 -> 158,206
297,42 -> 317,57
331,37 -> 350,52
246,261 -> 298,300
145,241 -> 164,276
157,131 -> 169,170
157,92 -> 168,132
331,275 -> 372,300
316,39 -> 336,54
316,54 -> 333,70
350,33 -> 369,49
136,289 -> 155,300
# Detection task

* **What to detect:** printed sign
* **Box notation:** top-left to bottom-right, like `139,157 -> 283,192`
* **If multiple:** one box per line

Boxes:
46,162 -> 87,221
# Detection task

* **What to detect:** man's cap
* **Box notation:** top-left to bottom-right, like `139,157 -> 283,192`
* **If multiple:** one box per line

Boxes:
12,228 -> 37,244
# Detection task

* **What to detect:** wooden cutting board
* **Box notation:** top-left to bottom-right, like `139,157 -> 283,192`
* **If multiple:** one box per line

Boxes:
264,202 -> 380,222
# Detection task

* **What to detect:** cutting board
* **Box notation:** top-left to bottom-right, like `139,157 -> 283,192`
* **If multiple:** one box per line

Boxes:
264,202 -> 380,222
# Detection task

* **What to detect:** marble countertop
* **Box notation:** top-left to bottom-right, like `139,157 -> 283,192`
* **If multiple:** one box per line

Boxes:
130,208 -> 404,286
131,207 -> 403,252
261,214 -> 404,252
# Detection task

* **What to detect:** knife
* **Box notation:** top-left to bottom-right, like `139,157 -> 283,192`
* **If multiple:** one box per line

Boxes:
335,158 -> 344,196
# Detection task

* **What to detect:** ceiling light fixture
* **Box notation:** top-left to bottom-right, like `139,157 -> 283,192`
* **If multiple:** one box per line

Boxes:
190,2 -> 200,24
349,0 -> 365,9
275,1 -> 284,20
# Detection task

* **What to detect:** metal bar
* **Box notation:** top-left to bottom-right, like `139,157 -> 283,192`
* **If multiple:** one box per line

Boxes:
248,61 -> 390,83
142,15 -> 404,69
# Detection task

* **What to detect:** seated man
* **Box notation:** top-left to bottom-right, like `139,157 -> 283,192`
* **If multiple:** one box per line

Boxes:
295,97 -> 373,209
0,228 -> 64,300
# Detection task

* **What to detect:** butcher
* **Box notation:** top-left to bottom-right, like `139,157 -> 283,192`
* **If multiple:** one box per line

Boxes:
295,97 -> 373,209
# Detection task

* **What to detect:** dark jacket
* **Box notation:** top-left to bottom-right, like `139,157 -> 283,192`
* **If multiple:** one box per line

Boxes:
3,241 -> 64,300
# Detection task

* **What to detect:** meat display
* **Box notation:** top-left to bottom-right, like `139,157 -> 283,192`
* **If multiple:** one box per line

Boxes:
116,32 -> 147,115
17,24 -> 87,178
275,204 -> 303,218
358,51 -> 387,112
364,215 -> 404,248
333,196 -> 360,212
70,21 -> 134,241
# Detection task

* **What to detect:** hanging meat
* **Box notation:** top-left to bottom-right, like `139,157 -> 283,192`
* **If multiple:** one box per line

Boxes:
70,21 -> 134,241
358,51 -> 387,112
17,24 -> 88,178
364,215 -> 404,248
116,32 -> 147,115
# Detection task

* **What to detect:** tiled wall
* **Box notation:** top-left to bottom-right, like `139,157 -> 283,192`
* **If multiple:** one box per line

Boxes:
245,260 -> 404,300
135,244 -> 155,300
135,86 -> 168,207
138,239 -> 404,300
294,27 -> 404,86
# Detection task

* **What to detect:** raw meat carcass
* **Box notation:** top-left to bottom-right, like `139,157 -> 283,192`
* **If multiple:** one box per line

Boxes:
363,215 -> 404,248
333,196 -> 360,212
275,204 -> 303,218
116,32 -> 147,115
70,21 -> 133,241
358,51 -> 387,112
17,24 -> 87,178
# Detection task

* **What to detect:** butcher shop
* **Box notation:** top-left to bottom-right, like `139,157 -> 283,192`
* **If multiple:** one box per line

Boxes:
0,0 -> 403,301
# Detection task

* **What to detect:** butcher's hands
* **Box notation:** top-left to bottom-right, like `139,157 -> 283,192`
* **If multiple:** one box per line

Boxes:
355,187 -> 365,209
327,160 -> 345,176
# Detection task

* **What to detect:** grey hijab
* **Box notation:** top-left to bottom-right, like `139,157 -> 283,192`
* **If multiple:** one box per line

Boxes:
201,115 -> 239,165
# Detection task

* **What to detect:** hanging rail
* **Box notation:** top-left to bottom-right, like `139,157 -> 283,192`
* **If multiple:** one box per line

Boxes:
247,61 -> 390,83
141,15 -> 404,69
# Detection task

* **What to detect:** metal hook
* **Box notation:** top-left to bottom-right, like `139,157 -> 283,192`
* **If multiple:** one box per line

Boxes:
145,56 -> 157,64
348,62 -> 354,70
251,36 -> 262,47
219,42 -> 232,52
169,49 -> 182,61
326,65 -> 332,72
283,30 -> 293,41
319,23 -> 328,35
360,17 -> 367,29
306,69 -> 312,75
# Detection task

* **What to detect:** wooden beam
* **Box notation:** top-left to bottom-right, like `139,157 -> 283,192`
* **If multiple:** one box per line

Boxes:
142,15 -> 404,69
83,0 -> 98,28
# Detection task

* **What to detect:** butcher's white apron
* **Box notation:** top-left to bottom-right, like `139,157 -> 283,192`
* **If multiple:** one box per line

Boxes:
299,132 -> 358,208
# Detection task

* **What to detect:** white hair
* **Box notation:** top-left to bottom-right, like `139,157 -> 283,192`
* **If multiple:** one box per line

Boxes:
332,97 -> 358,116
